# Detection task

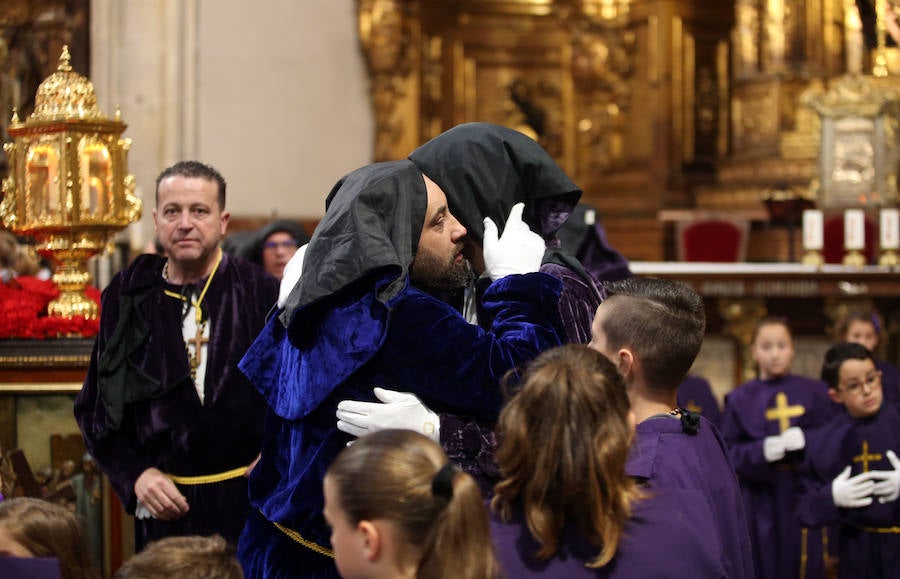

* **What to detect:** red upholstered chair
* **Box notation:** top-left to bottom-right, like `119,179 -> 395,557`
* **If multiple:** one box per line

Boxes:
822,213 -> 878,264
676,219 -> 749,262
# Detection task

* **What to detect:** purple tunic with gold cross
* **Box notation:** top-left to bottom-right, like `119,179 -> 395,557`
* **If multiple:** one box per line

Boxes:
798,403 -> 900,579
722,374 -> 840,579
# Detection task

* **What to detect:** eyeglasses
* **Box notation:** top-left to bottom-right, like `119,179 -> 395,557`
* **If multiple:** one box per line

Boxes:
839,371 -> 882,395
263,239 -> 299,251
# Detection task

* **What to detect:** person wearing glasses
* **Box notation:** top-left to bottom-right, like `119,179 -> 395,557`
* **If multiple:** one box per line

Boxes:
797,342 -> 900,579
246,219 -> 309,280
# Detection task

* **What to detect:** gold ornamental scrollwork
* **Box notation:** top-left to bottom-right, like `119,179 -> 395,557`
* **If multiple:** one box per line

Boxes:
358,0 -> 412,161
557,0 -> 633,173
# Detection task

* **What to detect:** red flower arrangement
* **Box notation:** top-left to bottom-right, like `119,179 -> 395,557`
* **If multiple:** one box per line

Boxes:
0,276 -> 100,339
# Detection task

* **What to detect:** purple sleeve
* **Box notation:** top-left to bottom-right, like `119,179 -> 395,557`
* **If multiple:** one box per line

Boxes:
795,470 -> 840,527
721,393 -> 778,483
539,263 -> 601,344
74,276 -> 154,513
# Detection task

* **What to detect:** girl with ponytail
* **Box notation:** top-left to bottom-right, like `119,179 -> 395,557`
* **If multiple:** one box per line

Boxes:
323,429 -> 498,579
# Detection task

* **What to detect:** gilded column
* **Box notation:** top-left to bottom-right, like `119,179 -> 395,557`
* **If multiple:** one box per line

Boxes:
358,0 -> 412,161
558,0 -> 633,175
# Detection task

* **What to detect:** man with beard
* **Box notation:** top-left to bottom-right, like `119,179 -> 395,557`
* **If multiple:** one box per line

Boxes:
235,160 -> 565,578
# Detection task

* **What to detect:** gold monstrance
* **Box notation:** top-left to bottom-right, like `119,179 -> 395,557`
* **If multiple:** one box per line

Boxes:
0,46 -> 141,319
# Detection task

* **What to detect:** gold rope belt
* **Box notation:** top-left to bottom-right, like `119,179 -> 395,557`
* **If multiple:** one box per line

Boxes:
860,525 -> 900,534
272,520 -> 334,558
166,466 -> 248,485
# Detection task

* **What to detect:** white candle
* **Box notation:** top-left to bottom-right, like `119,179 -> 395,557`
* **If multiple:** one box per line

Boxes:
880,208 -> 900,249
802,209 -> 823,250
844,209 -> 866,251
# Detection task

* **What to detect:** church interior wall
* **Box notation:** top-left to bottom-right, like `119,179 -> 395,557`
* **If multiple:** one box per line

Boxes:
91,0 -> 375,249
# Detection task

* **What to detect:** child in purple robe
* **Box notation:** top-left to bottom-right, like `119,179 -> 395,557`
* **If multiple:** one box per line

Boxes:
593,277 -> 755,579
797,342 -> 900,579
490,344 -> 725,578
834,309 -> 900,408
722,317 -> 838,579
323,430 -> 498,579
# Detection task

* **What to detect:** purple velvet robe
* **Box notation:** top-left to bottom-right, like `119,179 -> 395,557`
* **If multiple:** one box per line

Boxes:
490,487 -> 726,578
74,254 -> 278,550
436,261 -> 601,495
626,414 -> 755,579
798,404 -> 900,579
678,375 -> 722,428
236,272 -> 565,578
539,262 -> 602,345
721,374 -> 840,579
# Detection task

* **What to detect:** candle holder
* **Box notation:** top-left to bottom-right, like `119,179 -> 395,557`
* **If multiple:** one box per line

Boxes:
0,46 -> 141,320
802,249 -> 824,267
843,249 -> 867,268
878,249 -> 899,267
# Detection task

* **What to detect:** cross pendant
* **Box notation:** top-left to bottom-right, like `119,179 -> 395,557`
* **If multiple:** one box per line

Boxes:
188,323 -> 210,379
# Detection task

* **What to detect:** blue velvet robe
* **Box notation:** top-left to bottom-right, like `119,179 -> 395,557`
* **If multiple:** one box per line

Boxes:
626,414 -> 755,579
721,374 -> 840,579
236,272 -> 564,578
798,404 -> 900,579
677,375 -> 723,428
490,487 -> 726,578
74,253 -> 279,549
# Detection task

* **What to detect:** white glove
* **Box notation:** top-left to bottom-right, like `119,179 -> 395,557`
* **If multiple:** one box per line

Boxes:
832,465 -> 877,508
277,243 -> 307,308
763,435 -> 787,462
336,388 -> 440,442
781,426 -> 806,452
482,202 -> 545,281
870,449 -> 900,503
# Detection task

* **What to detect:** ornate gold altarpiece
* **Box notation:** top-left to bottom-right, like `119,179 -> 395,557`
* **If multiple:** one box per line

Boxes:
357,0 -> 735,260
356,0 -> 897,261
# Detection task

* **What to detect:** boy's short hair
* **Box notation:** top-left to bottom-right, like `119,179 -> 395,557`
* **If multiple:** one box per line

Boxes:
601,277 -> 706,391
114,535 -> 242,579
821,342 -> 875,390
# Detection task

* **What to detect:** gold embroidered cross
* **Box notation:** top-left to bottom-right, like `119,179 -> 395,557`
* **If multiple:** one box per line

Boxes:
765,392 -> 805,433
853,440 -> 883,473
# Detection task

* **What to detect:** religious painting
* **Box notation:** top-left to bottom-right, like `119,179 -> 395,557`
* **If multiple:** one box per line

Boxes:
0,337 -> 120,576
805,74 -> 900,209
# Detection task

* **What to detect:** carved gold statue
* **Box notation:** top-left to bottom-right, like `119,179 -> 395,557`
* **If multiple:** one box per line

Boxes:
0,46 -> 141,319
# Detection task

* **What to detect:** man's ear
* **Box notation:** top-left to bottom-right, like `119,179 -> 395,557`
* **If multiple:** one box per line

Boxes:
357,520 -> 382,562
616,348 -> 636,380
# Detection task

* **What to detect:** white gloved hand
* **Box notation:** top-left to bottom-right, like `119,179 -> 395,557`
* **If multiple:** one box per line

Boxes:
870,450 -> 900,503
336,388 -> 440,442
781,426 -> 806,452
763,434 -> 787,463
482,202 -> 545,282
832,465 -> 877,508
277,243 -> 308,308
